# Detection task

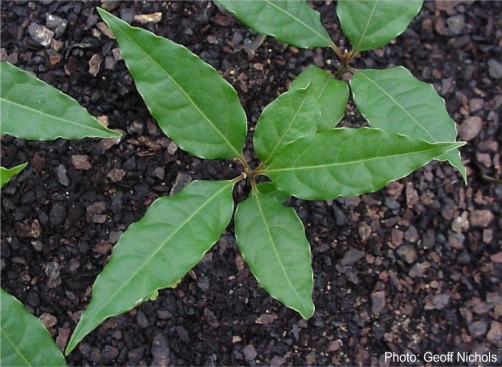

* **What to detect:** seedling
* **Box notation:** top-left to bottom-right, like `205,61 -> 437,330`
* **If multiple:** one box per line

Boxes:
0,1 -> 465,363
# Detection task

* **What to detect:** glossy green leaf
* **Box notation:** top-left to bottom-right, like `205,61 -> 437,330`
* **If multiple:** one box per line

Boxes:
337,0 -> 423,52
1,288 -> 66,366
98,8 -> 246,160
235,191 -> 314,319
256,182 -> 290,204
254,86 -> 319,166
66,180 -> 235,355
266,128 -> 464,200
0,62 -> 120,140
290,66 -> 349,131
215,0 -> 332,48
350,67 -> 466,181
1,163 -> 28,189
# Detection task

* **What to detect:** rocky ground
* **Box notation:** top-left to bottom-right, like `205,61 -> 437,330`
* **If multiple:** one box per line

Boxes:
1,1 -> 501,366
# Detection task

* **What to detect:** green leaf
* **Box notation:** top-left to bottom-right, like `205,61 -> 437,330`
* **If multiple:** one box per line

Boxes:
290,65 -> 349,131
215,0 -> 332,48
1,288 -> 66,367
337,0 -> 423,52
254,86 -> 320,166
65,180 -> 235,355
1,163 -> 28,189
266,128 -> 464,200
256,182 -> 290,204
98,8 -> 246,160
350,67 -> 466,181
0,62 -> 120,140
235,190 -> 314,319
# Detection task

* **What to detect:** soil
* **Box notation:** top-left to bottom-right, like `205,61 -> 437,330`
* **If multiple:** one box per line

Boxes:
1,1 -> 501,366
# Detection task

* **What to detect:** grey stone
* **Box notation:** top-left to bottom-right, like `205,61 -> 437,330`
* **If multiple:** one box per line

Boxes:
487,321 -> 502,342
137,310 -> 150,328
470,210 -> 494,227
341,248 -> 365,266
446,15 -> 465,35
488,59 -> 502,79
243,344 -> 257,361
396,244 -> 417,264
28,23 -> 54,47
49,203 -> 66,225
151,333 -> 170,367
45,14 -> 67,38
432,294 -> 450,309
371,291 -> 385,314
120,8 -> 136,24
54,164 -> 70,186
468,320 -> 488,338
458,116 -> 483,141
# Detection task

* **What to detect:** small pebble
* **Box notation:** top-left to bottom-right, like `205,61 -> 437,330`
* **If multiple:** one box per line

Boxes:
432,294 -> 450,310
88,54 -> 101,76
396,244 -> 417,264
26,292 -> 40,307
28,23 -> 54,47
270,356 -> 286,367
134,12 -> 162,24
469,98 -> 484,112
39,312 -> 57,328
104,56 -> 116,70
486,321 -> 502,342
151,333 -> 170,366
487,59 -> 502,79
49,203 -> 66,225
468,320 -> 487,338
446,15 -> 465,35
71,155 -> 91,170
358,222 -> 372,241
56,328 -> 71,351
470,210 -> 494,227
255,313 -> 277,325
176,326 -> 189,342
54,164 -> 70,186
490,252 -> 502,263
101,346 -> 119,363
409,262 -> 429,278
120,8 -> 136,24
45,14 -> 67,38
404,225 -> 419,242
341,248 -> 365,266
243,344 -> 257,361
197,277 -> 210,291
137,310 -> 150,328
371,291 -> 385,314
107,168 -> 126,182
458,116 -> 483,141
97,22 -> 115,39
101,0 -> 120,12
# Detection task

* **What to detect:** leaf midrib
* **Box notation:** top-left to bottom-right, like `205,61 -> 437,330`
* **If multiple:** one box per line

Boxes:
1,97 -> 112,137
353,0 -> 379,53
262,92 -> 310,165
110,15 -> 241,158
357,71 -> 436,142
264,0 -> 332,46
253,193 -> 310,315
268,142 -> 457,173
1,326 -> 33,366
76,181 -> 231,336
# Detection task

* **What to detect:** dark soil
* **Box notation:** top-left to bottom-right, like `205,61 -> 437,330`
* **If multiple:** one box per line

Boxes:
1,1 -> 501,366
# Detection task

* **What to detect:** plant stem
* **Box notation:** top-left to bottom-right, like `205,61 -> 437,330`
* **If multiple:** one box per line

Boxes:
250,174 -> 258,193
232,171 -> 247,184
238,155 -> 251,172
330,43 -> 343,60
